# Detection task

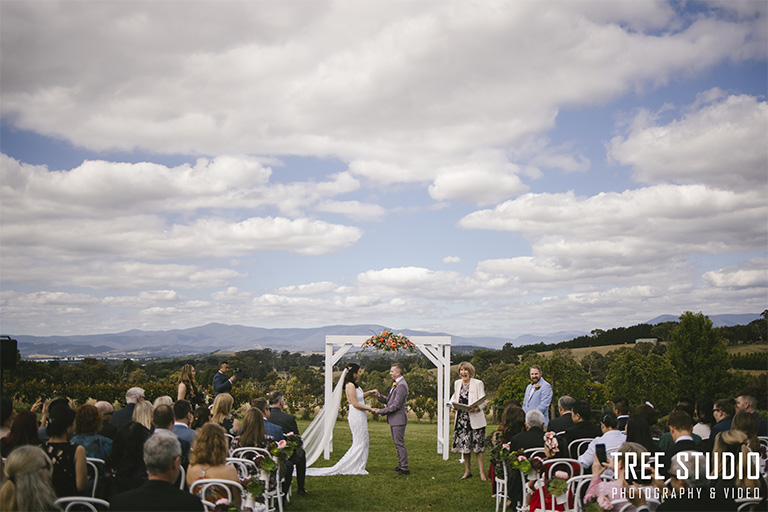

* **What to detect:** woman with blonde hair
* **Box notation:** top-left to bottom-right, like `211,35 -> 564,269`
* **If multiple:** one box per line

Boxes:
449,361 -> 488,481
186,423 -> 241,506
152,396 -> 173,408
211,393 -> 241,436
711,429 -> 765,501
0,445 -> 58,511
177,364 -> 201,408
132,400 -> 154,430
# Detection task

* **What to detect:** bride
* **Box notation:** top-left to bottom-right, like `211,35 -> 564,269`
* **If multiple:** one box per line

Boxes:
305,363 -> 377,476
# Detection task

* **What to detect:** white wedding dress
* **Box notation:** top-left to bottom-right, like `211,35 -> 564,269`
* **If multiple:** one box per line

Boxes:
305,386 -> 369,476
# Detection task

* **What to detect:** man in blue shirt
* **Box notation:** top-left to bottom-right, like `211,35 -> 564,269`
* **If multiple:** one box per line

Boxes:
522,364 -> 553,426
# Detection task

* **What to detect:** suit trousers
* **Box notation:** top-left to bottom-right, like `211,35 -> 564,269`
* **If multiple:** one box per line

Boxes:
390,424 -> 408,471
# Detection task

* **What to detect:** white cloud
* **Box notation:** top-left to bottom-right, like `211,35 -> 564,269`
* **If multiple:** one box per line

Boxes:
702,258 -> 768,288
442,256 -> 460,264
275,282 -> 340,296
609,93 -> 768,191
211,287 -> 253,301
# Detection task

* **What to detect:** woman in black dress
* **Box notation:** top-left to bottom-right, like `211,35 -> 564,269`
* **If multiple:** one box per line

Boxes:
43,403 -> 88,497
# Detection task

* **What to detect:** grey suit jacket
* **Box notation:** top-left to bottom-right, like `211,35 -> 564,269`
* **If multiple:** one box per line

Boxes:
378,378 -> 408,426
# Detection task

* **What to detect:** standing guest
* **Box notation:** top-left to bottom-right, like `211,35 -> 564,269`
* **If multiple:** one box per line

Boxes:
693,397 -> 715,441
449,361 -> 487,481
43,403 -> 88,497
231,408 -> 267,450
71,404 -> 113,460
612,395 -> 630,431
111,387 -> 145,429
736,394 -> 768,436
177,364 -> 202,409
709,398 -> 736,444
110,432 -> 204,512
190,406 -> 210,430
172,400 -> 197,444
211,393 -> 241,436
577,411 -> 626,474
94,401 -> 117,440
153,396 -> 173,409
268,391 -> 306,493
0,411 -> 40,457
108,422 -> 151,498
132,400 -> 154,431
252,398 -> 285,441
212,362 -> 235,398
186,423 -> 241,506
547,396 -> 575,434
0,445 -> 59,512
522,364 -> 553,426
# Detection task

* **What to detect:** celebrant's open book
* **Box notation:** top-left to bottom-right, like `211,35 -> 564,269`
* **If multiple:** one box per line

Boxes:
450,394 -> 486,412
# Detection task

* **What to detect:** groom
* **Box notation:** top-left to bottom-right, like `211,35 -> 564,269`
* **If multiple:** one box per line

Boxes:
374,362 -> 409,475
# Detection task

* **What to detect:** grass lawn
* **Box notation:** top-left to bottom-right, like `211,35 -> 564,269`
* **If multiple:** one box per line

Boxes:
285,419 -> 495,512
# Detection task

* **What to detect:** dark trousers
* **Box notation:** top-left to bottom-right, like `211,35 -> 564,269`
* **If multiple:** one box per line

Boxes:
282,446 -> 306,494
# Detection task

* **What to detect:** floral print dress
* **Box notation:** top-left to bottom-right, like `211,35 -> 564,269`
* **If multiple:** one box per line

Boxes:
451,383 -> 486,453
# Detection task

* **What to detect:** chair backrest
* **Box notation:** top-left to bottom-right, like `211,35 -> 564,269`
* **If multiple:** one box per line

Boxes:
227,457 -> 259,479
568,438 -> 594,459
190,478 -> 245,505
54,497 -> 110,512
736,498 -> 763,512
178,464 -> 186,490
758,436 -> 768,452
567,474 -> 612,512
543,458 -> 582,480
85,458 -> 105,498
523,446 -> 546,460
231,446 -> 269,460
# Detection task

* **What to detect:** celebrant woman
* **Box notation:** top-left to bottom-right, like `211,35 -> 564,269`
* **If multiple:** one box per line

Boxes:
450,361 -> 488,481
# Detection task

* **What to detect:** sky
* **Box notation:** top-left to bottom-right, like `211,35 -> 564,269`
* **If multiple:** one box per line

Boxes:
1,0 -> 766,340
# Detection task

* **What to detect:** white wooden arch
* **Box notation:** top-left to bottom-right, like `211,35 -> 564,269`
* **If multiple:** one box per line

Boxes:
323,335 -> 452,460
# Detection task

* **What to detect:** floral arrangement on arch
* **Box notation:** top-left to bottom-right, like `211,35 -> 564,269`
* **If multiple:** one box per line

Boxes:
362,330 -> 416,353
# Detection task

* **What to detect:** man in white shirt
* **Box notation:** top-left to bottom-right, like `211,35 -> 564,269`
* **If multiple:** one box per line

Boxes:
578,411 -> 626,476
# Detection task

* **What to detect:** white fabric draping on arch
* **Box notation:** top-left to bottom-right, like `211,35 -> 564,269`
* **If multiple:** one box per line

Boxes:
303,368 -> 348,468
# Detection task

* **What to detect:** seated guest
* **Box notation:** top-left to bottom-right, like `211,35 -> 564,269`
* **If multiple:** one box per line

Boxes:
736,394 -> 768,436
612,396 -> 630,431
211,393 -> 241,436
111,387 -> 145,429
43,403 -> 88,496
232,407 -> 267,450
110,432 -> 204,512
560,400 -> 602,458
0,445 -> 59,511
132,400 -> 154,431
658,405 -> 703,451
251,398 -> 285,441
172,400 -> 197,444
95,401 -> 117,440
634,402 -> 663,439
108,421 -> 152,498
71,403 -> 113,460
488,403 -> 525,492
37,397 -> 69,442
509,409 -> 546,450
153,405 -> 190,470
0,411 -> 40,457
153,396 -> 173,409
662,409 -> 701,476
625,414 -> 659,453
585,442 -> 659,512
578,411 -> 626,475
186,423 -> 241,506
708,398 -> 736,447
547,396 -> 575,434
0,397 -> 15,439
731,411 -> 767,474
710,430 -> 765,506
693,397 -> 715,441
658,449 -> 734,511
190,406 -> 210,430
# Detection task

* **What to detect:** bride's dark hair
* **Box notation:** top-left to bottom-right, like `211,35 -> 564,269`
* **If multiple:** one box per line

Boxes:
344,363 -> 361,388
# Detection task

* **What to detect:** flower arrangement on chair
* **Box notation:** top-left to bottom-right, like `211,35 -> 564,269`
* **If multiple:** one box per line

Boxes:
213,498 -> 241,512
583,495 -> 613,511
361,330 -> 416,353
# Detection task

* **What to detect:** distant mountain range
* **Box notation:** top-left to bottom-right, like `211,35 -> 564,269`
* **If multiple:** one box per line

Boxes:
7,313 -> 761,360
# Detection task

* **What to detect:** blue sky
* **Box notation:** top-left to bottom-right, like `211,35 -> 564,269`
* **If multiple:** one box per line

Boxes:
1,0 -> 766,340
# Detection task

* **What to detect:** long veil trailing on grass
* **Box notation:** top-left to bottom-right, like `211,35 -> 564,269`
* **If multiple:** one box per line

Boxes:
303,368 -> 349,468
